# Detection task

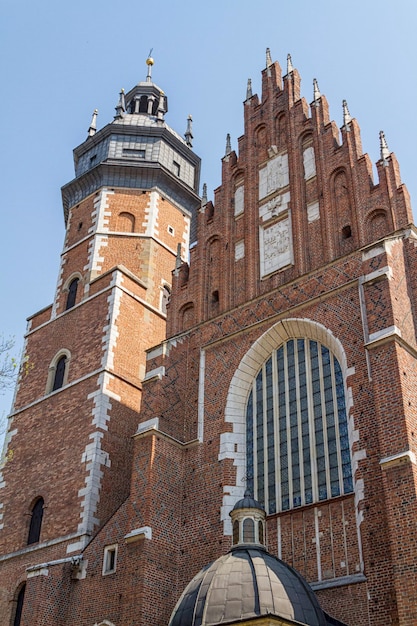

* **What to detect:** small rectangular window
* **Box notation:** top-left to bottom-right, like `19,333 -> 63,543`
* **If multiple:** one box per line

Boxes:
102,544 -> 118,575
173,161 -> 180,176
122,148 -> 145,159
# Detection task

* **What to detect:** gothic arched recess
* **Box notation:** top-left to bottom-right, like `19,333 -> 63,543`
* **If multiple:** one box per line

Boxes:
220,318 -> 359,534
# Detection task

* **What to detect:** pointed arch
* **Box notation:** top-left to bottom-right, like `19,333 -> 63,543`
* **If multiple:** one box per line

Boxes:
300,132 -> 316,180
330,167 -> 356,253
366,208 -> 389,242
205,236 -> 221,318
179,303 -> 195,332
65,274 -> 81,310
220,319 -> 356,530
275,113 -> 287,149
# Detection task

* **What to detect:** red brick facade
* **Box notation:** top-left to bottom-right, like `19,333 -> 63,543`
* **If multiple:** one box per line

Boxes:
1,55 -> 417,626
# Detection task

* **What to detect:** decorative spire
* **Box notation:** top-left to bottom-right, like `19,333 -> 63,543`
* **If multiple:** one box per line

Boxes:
287,53 -> 294,74
246,78 -> 253,101
87,109 -> 98,137
313,78 -> 321,102
380,130 -> 390,161
342,99 -> 352,127
225,133 -> 232,157
185,115 -> 193,147
202,183 -> 207,203
114,89 -> 126,119
266,47 -> 273,68
146,49 -> 154,82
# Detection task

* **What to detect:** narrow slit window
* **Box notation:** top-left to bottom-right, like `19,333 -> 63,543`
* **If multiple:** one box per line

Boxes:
27,498 -> 44,545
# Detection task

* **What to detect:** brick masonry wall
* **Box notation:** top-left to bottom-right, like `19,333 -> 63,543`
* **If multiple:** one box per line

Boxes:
0,181 -> 187,624
137,161 -> 417,626
3,55 -> 417,626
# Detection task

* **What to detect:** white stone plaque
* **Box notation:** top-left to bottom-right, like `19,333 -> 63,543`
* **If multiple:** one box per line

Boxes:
259,191 -> 291,222
234,185 -> 244,217
235,240 -> 245,261
303,146 -> 316,180
259,215 -> 293,276
307,201 -> 320,223
259,153 -> 289,199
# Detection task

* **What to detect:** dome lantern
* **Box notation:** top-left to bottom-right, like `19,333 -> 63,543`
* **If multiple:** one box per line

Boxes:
229,489 -> 266,549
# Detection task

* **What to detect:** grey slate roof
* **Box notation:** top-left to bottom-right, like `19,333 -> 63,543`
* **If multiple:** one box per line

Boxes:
231,491 -> 263,512
168,546 -> 335,626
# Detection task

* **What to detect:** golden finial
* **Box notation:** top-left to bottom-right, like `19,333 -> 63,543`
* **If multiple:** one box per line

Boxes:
146,48 -> 154,65
146,49 -> 154,82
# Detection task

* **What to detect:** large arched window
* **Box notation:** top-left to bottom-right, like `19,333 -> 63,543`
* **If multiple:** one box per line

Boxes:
246,338 -> 353,514
13,584 -> 26,626
27,497 -> 44,544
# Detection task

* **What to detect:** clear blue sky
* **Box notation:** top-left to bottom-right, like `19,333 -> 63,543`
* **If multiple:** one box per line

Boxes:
1,0 -> 417,422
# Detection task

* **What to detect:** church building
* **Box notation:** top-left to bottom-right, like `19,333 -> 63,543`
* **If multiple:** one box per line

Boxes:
1,49 -> 417,626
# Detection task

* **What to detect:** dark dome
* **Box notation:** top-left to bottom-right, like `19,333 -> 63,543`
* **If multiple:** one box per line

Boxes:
168,546 -> 329,626
231,489 -> 264,512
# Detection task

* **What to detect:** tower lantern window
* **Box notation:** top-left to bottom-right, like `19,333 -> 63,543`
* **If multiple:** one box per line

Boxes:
139,96 -> 148,113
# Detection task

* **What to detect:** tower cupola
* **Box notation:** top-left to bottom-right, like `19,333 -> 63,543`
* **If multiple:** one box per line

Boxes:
122,54 -> 168,118
61,55 -> 201,230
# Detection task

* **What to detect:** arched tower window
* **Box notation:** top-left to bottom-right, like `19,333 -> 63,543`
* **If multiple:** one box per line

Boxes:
65,277 -> 79,310
13,584 -> 26,626
246,338 -> 353,514
139,95 -> 148,113
53,355 -> 67,391
47,350 -> 71,394
242,518 -> 255,542
258,520 -> 264,544
27,497 -> 44,544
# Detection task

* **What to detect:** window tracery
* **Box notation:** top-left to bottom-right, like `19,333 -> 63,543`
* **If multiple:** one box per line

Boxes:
246,338 -> 353,514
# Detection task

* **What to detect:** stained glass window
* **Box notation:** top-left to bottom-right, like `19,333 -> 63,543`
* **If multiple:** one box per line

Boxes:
246,339 -> 353,514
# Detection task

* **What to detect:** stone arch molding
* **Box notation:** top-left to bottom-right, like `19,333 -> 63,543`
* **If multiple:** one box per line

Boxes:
94,621 -> 115,626
219,317 -> 359,536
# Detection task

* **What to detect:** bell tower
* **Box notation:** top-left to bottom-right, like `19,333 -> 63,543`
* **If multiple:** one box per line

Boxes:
0,55 -> 200,592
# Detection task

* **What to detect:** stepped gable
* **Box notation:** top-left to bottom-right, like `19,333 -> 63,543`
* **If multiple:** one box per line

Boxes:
167,53 -> 412,337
